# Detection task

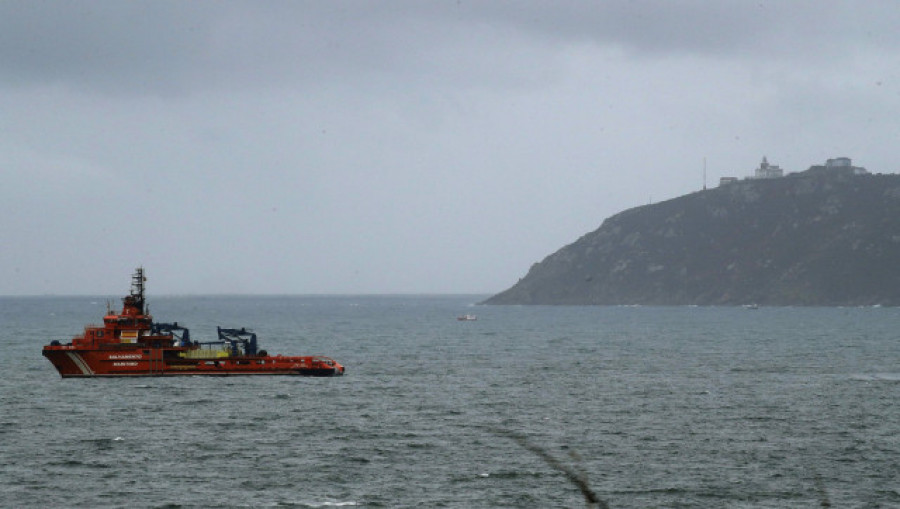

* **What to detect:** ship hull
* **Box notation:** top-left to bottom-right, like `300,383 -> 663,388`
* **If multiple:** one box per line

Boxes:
42,347 -> 343,377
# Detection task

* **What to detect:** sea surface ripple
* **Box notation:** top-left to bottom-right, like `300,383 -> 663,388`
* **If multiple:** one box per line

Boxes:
1,296 -> 899,508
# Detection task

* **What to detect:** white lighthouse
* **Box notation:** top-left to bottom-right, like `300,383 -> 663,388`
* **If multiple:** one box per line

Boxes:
754,156 -> 784,179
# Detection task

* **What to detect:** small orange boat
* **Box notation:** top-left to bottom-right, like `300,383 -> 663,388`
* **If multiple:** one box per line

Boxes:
42,268 -> 344,377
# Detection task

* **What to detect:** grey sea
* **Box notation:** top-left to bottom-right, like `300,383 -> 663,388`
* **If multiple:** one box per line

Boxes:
1,296 -> 899,508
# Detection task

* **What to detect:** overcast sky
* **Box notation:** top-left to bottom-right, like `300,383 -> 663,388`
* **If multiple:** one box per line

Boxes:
2,1 -> 900,295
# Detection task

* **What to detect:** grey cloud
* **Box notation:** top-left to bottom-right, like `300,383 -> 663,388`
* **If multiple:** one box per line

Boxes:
5,1 -> 900,96
0,2 -> 212,93
3,1 -> 900,295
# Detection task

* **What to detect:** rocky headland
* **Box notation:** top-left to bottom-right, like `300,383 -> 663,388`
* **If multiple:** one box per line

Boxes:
484,165 -> 900,306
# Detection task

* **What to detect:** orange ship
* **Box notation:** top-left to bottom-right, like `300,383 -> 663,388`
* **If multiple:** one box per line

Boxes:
42,268 -> 345,377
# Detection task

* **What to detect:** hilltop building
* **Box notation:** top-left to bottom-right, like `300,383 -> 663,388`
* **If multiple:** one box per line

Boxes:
754,156 -> 783,179
719,155 -> 784,186
807,157 -> 869,176
719,177 -> 739,186
826,157 -> 852,168
824,157 -> 869,175
718,156 -> 871,187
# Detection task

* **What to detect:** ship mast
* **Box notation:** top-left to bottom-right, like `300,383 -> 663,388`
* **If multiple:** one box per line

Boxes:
123,267 -> 146,315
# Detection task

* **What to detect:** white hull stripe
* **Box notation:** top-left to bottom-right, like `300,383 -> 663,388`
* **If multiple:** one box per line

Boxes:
66,352 -> 94,375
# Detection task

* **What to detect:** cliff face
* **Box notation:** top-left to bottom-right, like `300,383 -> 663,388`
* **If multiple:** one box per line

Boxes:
484,168 -> 900,306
